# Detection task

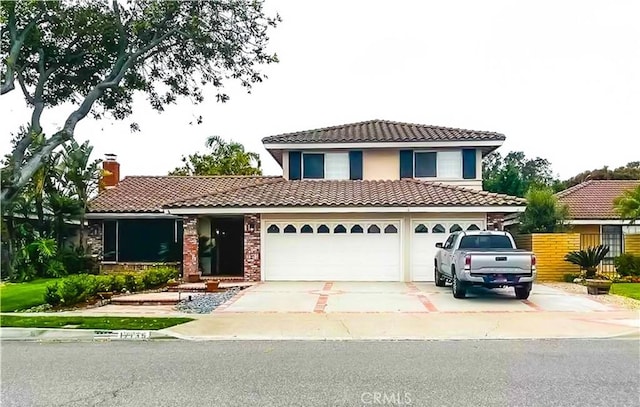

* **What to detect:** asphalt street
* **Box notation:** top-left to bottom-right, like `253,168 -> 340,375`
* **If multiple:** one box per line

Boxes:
1,339 -> 639,406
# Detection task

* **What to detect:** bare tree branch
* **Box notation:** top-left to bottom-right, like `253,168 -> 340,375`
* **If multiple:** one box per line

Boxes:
1,8 -> 44,95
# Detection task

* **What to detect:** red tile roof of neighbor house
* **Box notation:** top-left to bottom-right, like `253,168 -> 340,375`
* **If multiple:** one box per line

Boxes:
164,178 -> 525,209
88,177 -> 525,213
555,180 -> 640,220
261,119 -> 506,144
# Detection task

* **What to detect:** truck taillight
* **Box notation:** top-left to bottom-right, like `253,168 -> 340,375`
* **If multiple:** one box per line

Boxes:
464,255 -> 471,269
531,254 -> 537,268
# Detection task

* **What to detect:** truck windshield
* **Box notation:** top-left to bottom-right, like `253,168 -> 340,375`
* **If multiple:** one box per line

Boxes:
458,235 -> 513,249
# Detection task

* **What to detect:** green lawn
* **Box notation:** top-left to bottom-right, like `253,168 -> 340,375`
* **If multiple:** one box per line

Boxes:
0,315 -> 193,330
0,278 -> 57,312
610,283 -> 640,301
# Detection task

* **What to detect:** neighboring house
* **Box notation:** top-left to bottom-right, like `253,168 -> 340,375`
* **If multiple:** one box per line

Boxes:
555,179 -> 640,264
87,119 -> 525,282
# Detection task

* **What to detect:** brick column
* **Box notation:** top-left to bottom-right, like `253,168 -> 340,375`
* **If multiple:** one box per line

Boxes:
243,214 -> 261,281
486,213 -> 505,231
182,215 -> 200,282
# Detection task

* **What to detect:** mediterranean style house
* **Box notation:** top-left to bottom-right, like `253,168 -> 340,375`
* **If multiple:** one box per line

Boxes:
87,120 -> 525,282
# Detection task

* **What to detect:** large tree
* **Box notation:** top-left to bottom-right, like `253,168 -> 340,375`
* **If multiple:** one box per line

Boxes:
483,151 -> 556,197
558,162 -> 640,191
1,0 -> 279,207
170,135 -> 261,176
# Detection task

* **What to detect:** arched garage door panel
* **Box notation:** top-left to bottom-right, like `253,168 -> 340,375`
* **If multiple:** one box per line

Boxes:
264,221 -> 401,281
410,219 -> 485,282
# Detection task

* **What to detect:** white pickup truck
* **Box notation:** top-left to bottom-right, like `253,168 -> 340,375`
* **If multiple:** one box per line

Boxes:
434,230 -> 536,299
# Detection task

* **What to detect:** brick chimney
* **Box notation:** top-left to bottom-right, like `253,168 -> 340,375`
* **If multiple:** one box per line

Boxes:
101,154 -> 120,191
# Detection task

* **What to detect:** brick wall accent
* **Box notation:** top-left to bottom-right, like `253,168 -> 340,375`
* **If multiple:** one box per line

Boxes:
243,214 -> 261,281
625,234 -> 640,256
522,233 -> 581,281
182,216 -> 200,282
87,220 -> 103,260
486,213 -> 505,230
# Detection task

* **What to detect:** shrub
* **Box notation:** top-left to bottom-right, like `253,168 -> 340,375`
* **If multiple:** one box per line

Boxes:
44,283 -> 62,307
564,245 -> 610,278
58,275 -> 88,304
614,254 -> 640,277
124,274 -> 137,292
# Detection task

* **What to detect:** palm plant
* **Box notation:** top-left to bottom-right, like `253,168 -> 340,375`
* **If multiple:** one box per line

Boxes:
614,185 -> 640,225
564,245 -> 610,279
58,140 -> 102,249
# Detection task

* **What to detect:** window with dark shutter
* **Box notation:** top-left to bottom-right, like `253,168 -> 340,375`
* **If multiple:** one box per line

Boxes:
303,153 -> 324,179
399,150 -> 413,178
349,151 -> 363,180
462,149 -> 476,179
415,152 -> 437,177
289,151 -> 302,180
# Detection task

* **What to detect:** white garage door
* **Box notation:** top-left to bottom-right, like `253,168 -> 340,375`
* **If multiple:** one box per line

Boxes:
410,219 -> 485,281
264,220 -> 401,281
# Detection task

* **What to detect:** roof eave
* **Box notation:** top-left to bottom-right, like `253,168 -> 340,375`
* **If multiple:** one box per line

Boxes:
262,140 -> 504,150
165,205 -> 525,215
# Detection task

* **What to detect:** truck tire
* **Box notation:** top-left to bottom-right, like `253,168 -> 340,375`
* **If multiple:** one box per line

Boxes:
514,283 -> 532,300
451,270 -> 466,299
434,262 -> 446,287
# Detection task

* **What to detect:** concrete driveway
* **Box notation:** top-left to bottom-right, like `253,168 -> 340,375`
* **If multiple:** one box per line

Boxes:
215,281 -> 617,314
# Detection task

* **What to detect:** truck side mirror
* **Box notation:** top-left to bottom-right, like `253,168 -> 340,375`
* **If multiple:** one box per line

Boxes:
435,242 -> 443,248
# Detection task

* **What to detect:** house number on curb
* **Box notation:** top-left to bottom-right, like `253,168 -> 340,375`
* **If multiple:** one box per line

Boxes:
94,330 -> 151,340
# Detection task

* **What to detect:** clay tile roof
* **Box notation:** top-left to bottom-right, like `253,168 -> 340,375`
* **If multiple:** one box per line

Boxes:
261,119 -> 506,144
555,180 -> 640,220
165,179 -> 525,209
88,176 -> 281,213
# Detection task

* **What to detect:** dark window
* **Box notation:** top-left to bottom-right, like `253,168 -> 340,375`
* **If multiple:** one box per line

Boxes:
289,152 -> 301,180
317,224 -> 330,233
283,224 -> 297,233
602,225 -> 623,265
267,225 -> 280,233
303,153 -> 324,179
432,224 -> 445,233
103,220 -> 117,261
414,224 -> 428,233
458,235 -> 514,250
414,152 -> 437,177
450,224 -> 462,233
351,225 -> 364,233
462,148 -> 476,179
443,235 -> 456,250
118,219 -> 179,262
300,224 -> 313,233
399,150 -> 413,178
349,151 -> 363,180
384,225 -> 398,234
467,224 -> 481,231
368,225 -> 381,234
334,224 -> 347,233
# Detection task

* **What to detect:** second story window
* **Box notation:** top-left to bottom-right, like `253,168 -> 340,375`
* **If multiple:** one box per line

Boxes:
303,153 -> 324,179
302,152 -> 349,180
437,151 -> 462,179
409,150 -> 464,179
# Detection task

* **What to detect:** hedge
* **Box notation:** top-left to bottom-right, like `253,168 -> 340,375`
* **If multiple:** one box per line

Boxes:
44,266 -> 179,307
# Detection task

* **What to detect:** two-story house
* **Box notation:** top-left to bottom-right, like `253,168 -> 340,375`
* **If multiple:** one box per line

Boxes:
87,120 -> 525,283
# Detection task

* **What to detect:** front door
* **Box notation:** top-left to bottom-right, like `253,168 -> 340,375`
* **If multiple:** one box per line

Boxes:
211,217 -> 244,276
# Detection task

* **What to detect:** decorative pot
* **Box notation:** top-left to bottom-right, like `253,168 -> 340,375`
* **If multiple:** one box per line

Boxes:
205,280 -> 221,292
585,279 -> 612,295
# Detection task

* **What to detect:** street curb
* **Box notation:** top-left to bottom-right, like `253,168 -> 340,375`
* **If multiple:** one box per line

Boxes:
0,327 -> 181,342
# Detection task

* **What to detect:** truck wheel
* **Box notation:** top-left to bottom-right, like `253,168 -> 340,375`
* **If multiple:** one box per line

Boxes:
451,271 -> 466,299
514,283 -> 532,300
434,263 -> 446,287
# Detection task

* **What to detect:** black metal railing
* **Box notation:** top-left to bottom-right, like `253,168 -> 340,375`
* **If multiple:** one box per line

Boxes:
580,233 -> 623,277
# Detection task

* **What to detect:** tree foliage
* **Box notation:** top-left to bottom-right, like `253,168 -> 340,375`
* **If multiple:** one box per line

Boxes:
170,135 -> 262,176
483,151 -> 556,197
558,162 -> 640,191
614,184 -> 640,225
518,187 -> 569,234
1,0 -> 279,206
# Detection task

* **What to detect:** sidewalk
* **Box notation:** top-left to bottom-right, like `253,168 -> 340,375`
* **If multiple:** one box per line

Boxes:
163,310 -> 640,341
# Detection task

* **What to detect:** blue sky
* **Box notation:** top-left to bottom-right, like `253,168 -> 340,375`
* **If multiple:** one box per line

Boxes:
1,0 -> 638,179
